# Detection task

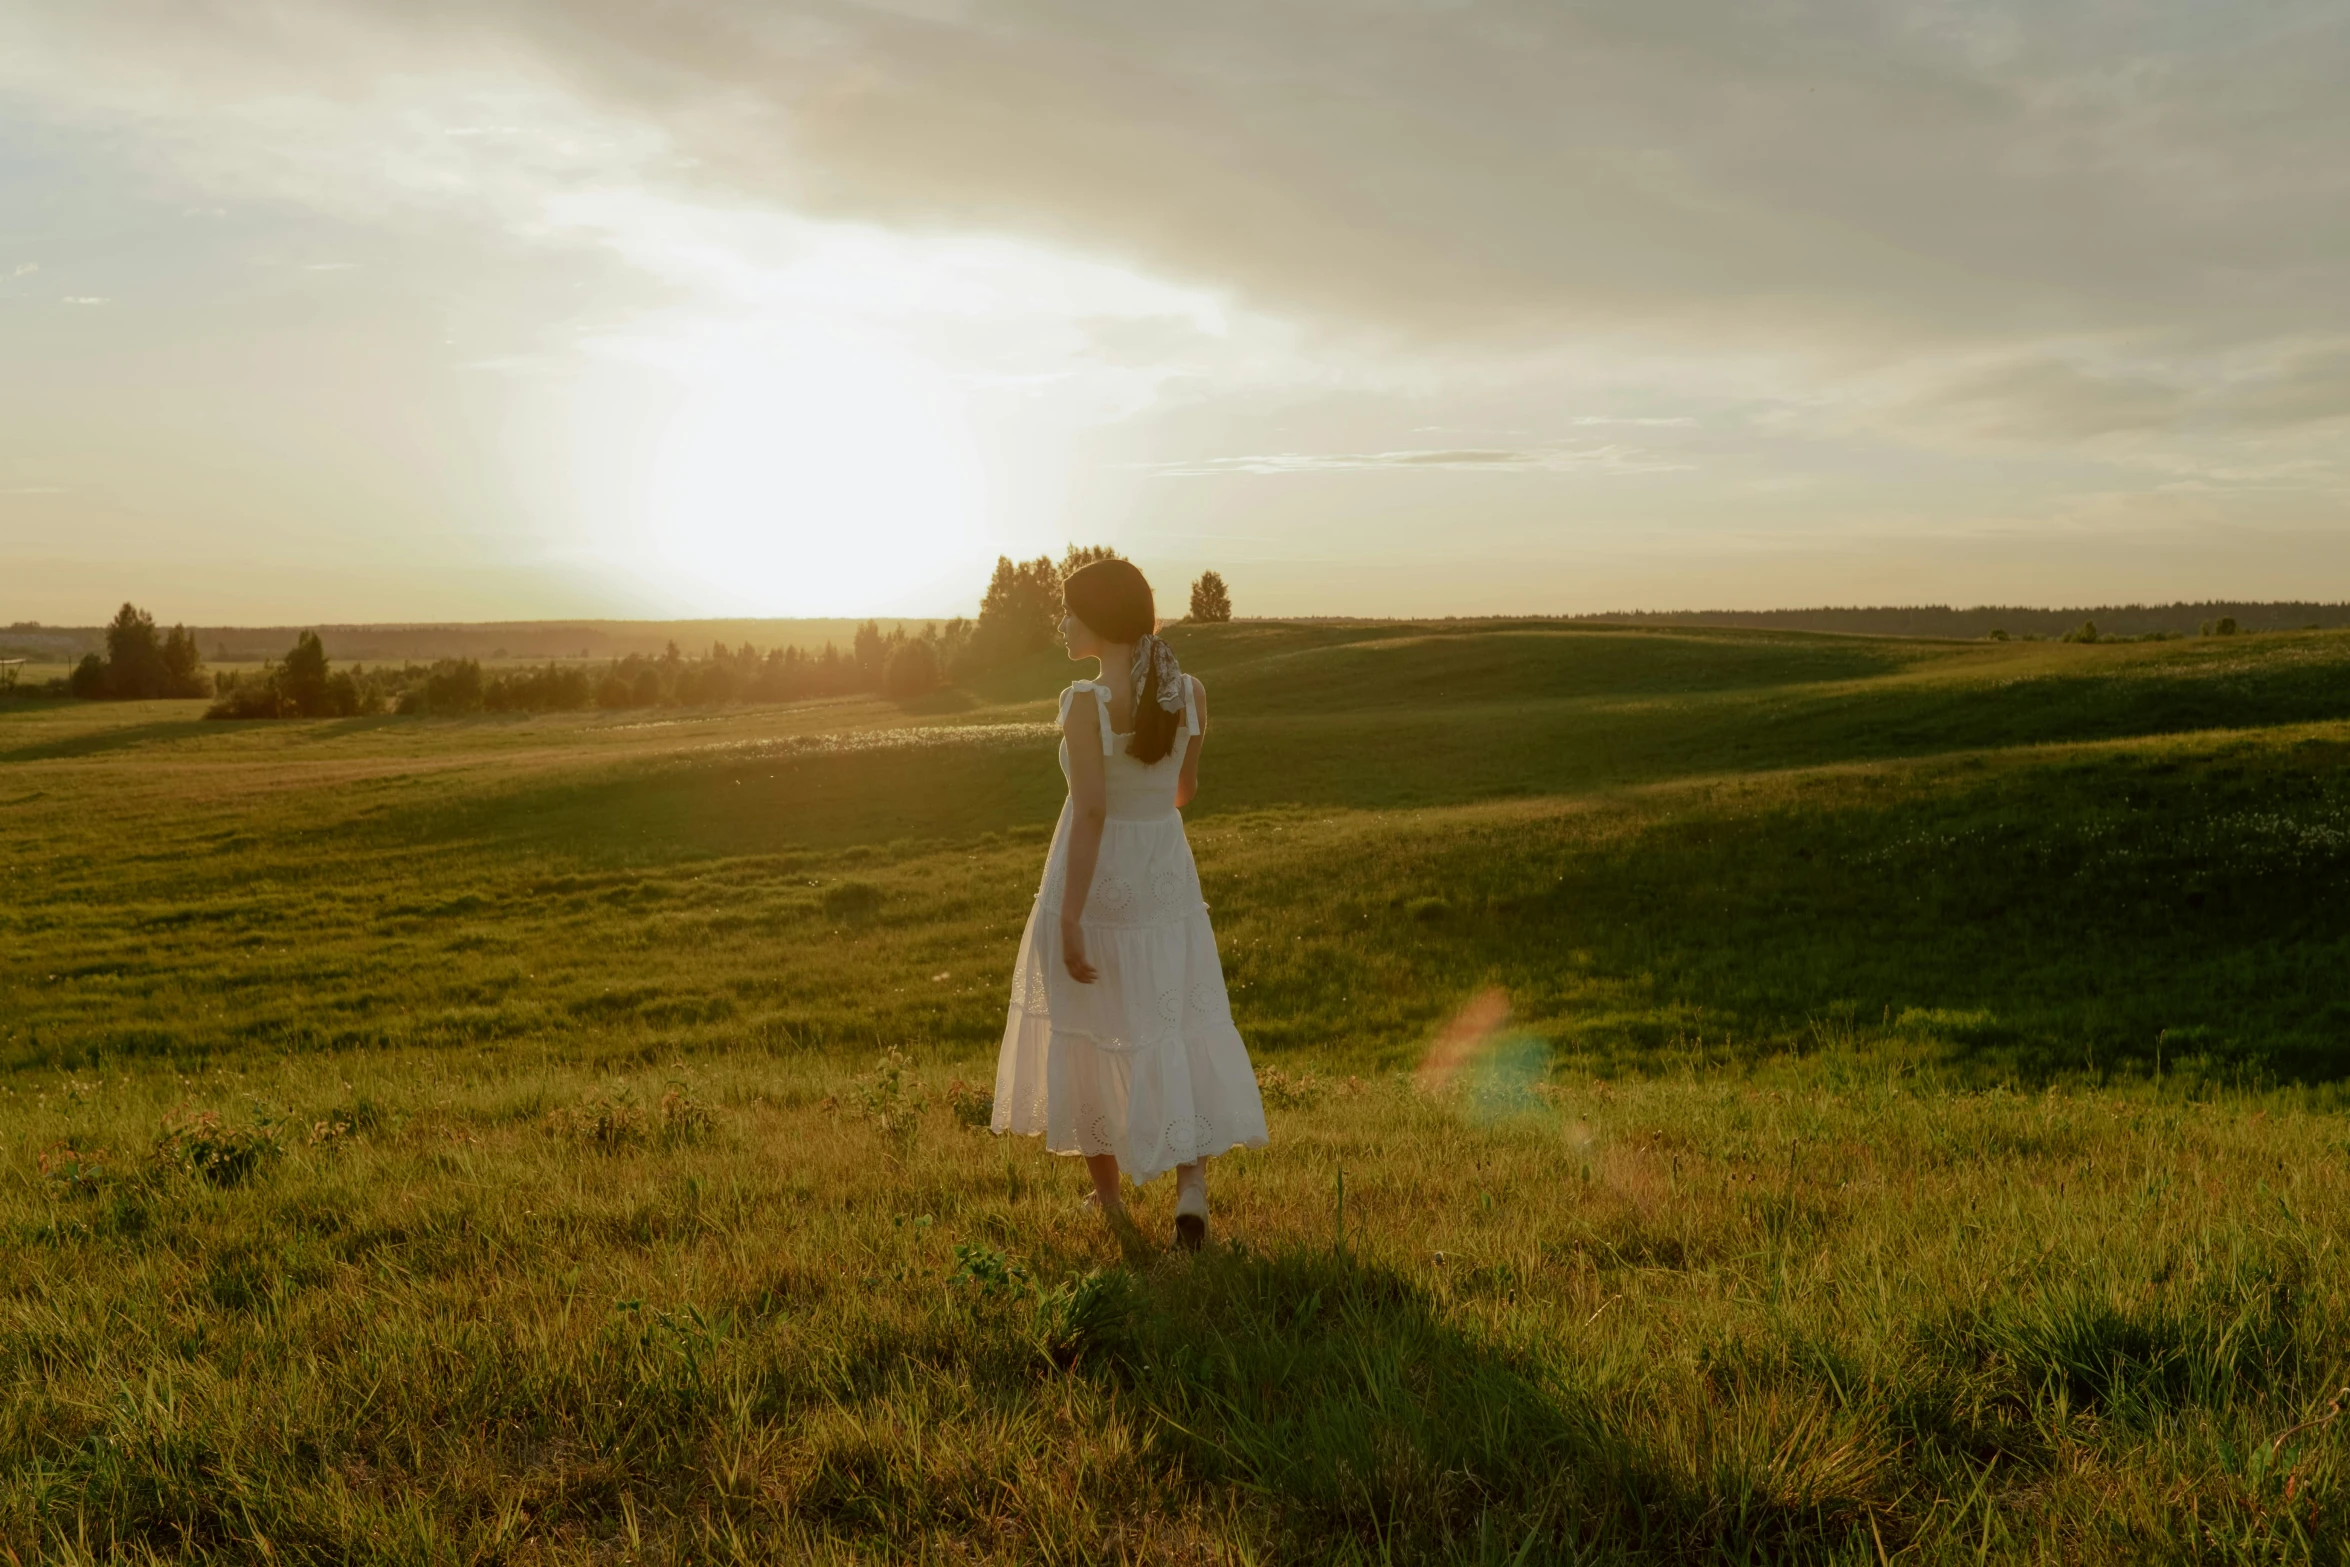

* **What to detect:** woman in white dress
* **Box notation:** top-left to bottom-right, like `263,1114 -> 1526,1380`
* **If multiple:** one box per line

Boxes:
991,558 -> 1268,1249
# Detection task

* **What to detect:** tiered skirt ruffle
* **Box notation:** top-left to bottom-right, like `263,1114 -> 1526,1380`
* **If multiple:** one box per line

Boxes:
992,895 -> 1268,1184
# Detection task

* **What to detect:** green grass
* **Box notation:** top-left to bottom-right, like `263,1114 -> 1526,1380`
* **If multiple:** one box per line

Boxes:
6,622 -> 2350,1561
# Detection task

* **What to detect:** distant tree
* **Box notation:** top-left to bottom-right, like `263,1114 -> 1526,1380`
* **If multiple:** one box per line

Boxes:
2201,616 -> 2240,637
159,624 -> 206,695
971,555 -> 1063,667
1187,571 -> 1232,623
884,638 -> 941,699
421,659 -> 485,714
2062,620 -> 2101,644
1059,542 -> 1122,576
853,620 -> 890,689
281,632 -> 331,714
967,544 -> 1122,673
104,603 -> 166,697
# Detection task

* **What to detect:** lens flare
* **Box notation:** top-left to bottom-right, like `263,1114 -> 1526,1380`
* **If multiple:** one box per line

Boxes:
1418,987 -> 1550,1122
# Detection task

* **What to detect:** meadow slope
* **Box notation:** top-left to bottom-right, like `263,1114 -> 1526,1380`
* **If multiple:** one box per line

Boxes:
5,623 -> 2350,1562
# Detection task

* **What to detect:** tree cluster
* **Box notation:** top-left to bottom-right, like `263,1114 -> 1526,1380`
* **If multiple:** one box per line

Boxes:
90,550 -> 1238,721
67,604 -> 209,699
208,632 -> 379,718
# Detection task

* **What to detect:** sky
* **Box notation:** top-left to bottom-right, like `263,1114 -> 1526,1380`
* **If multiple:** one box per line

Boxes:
3,0 -> 2347,623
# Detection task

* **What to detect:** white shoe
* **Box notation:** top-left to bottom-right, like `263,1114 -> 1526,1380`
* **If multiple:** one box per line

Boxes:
1173,1180 -> 1209,1251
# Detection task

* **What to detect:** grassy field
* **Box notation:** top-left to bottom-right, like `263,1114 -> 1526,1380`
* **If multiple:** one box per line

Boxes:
6,622 -> 2350,1562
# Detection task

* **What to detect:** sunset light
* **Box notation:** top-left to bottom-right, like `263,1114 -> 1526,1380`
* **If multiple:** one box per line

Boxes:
643,320 -> 987,614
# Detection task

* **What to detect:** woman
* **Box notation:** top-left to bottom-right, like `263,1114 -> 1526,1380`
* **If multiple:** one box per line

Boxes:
990,558 -> 1268,1249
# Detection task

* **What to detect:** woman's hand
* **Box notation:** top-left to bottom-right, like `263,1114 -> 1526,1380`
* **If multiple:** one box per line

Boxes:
1060,914 -> 1098,984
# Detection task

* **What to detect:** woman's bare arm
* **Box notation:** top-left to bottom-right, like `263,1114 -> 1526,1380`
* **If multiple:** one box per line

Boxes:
1059,690 -> 1108,983
1174,674 -> 1207,810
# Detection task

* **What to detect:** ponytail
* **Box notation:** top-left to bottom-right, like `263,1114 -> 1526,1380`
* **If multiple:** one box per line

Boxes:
1129,662 -> 1180,764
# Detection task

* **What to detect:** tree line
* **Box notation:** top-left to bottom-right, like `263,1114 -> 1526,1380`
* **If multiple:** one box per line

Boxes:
39,553 -> 1235,718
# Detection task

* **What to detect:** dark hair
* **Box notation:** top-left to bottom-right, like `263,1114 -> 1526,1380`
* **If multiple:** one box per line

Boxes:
1062,558 -> 1179,764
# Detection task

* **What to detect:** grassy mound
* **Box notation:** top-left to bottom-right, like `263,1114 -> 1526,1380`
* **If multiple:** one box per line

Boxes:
5,622 -> 2350,1559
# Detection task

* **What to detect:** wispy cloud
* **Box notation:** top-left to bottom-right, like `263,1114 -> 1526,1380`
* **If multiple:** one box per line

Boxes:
59,296 -> 108,305
1571,415 -> 1698,428
11,262 -> 35,277
1145,445 -> 1689,477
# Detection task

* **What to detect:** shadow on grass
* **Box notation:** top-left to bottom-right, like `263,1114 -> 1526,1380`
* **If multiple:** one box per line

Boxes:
0,716 -> 213,763
1098,1246 -> 1882,1562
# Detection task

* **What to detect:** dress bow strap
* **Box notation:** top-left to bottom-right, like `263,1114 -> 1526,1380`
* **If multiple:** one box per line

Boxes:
1058,680 -> 1118,755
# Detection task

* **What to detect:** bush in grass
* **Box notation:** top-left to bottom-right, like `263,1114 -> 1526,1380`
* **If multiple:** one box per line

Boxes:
37,1142 -> 111,1198
821,879 -> 885,920
153,1107 -> 280,1186
846,1047 -> 929,1153
945,1077 -> 994,1127
1256,1065 -> 1330,1109
546,1091 -> 648,1148
656,1084 -> 716,1145
547,1085 -> 716,1149
1033,1268 -> 1140,1371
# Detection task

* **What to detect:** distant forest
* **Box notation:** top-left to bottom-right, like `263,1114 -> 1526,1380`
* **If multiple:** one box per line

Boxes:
0,618 -> 942,664
8,599 -> 2350,666
1565,602 -> 2350,639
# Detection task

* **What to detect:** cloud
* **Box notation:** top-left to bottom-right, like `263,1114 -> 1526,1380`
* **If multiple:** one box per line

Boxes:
2211,346 -> 2350,430
480,0 -> 2350,352
11,262 -> 34,277
10,2 -> 2348,356
59,296 -> 109,305
1,0 -> 2345,618
1909,358 -> 2187,440
1146,444 -> 1688,476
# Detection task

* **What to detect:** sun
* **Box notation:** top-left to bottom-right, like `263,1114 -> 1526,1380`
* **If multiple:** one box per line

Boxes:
645,321 -> 987,615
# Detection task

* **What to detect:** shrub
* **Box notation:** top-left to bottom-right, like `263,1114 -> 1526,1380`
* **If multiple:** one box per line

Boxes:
68,653 -> 108,698
546,1092 -> 647,1148
2202,616 -> 2240,637
846,1047 -> 929,1152
1257,1065 -> 1330,1109
1033,1268 -> 1140,1371
544,1085 -> 713,1150
2063,620 -> 2101,644
657,1084 -> 716,1145
153,1107 -> 280,1186
38,1142 -> 111,1198
821,880 -> 885,920
945,1077 -> 994,1127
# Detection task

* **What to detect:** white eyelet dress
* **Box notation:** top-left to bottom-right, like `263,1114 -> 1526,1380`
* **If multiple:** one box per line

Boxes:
991,677 -> 1269,1183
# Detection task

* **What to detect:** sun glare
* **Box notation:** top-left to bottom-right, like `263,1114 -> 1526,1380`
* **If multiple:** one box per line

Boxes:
645,322 -> 987,615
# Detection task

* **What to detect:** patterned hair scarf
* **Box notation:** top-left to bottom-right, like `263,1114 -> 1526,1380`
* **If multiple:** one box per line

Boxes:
1130,633 -> 1187,715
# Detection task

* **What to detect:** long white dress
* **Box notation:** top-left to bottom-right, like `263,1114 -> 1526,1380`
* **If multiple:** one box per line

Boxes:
991,677 -> 1269,1183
